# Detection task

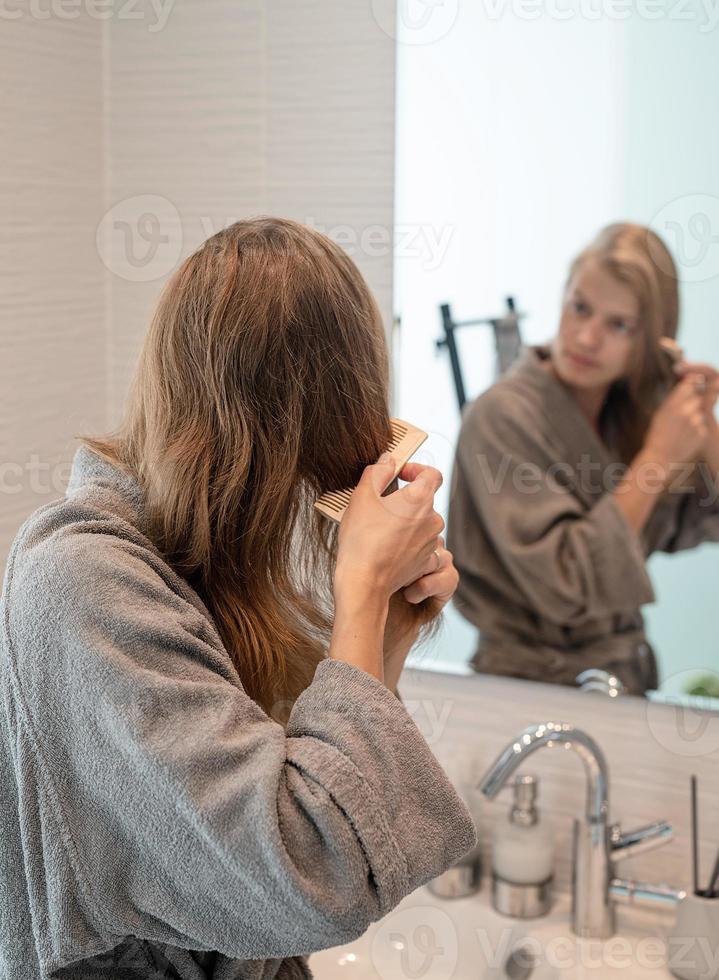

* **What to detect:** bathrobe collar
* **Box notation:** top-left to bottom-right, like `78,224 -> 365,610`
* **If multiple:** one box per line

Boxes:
506,342 -> 620,476
66,443 -> 147,528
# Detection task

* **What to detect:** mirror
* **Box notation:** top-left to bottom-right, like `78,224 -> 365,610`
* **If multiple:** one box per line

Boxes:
393,3 -> 719,708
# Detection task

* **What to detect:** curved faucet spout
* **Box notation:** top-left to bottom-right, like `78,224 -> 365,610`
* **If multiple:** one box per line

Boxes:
478,721 -> 609,823
478,721 -> 672,940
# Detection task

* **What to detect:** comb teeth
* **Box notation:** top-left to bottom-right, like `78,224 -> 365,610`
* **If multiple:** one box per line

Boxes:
388,419 -> 407,450
317,488 -> 353,515
314,417 -> 428,524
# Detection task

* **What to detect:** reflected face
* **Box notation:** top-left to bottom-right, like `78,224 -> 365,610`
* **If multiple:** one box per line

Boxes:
551,259 -> 640,390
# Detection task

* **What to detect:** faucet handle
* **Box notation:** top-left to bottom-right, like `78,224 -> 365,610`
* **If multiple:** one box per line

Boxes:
610,877 -> 686,909
575,669 -> 627,697
610,820 -> 673,861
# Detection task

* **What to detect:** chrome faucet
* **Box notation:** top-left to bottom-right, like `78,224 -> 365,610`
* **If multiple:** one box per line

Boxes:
478,722 -> 685,939
575,668 -> 627,697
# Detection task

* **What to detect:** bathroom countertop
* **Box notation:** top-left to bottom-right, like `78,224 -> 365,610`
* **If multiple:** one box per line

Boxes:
309,877 -> 687,979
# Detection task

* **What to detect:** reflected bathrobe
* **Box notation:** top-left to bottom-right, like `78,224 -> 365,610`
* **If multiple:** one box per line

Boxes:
0,445 -> 477,980
446,343 -> 719,694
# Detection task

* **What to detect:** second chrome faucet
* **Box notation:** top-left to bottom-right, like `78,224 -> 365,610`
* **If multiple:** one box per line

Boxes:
478,721 -> 685,939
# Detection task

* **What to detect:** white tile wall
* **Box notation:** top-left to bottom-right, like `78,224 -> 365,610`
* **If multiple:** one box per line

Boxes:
106,0 -> 397,422
0,14 -> 106,559
1,0 -> 398,575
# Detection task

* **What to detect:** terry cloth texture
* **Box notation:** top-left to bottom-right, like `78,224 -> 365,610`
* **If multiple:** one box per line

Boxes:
0,445 -> 477,979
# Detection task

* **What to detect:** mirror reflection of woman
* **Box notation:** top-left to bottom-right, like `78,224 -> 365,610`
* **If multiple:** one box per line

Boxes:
447,223 -> 719,695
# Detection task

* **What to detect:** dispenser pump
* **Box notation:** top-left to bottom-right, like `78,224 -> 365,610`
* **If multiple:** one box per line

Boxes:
490,771 -> 556,918
510,773 -> 540,827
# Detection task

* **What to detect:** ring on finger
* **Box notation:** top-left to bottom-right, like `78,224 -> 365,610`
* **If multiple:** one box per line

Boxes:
431,548 -> 441,572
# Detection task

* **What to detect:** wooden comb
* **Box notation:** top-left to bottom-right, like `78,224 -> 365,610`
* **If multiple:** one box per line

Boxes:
313,418 -> 428,524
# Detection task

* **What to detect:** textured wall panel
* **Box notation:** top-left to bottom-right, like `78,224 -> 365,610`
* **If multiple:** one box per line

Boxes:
106,0 -> 397,422
0,15 -> 105,573
2,1 -> 398,577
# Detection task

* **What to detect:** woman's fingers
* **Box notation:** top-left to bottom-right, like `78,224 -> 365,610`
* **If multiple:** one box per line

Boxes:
397,461 -> 443,492
674,360 -> 719,391
679,370 -> 719,414
674,358 -> 718,377
403,541 -> 458,605
403,565 -> 458,605
673,376 -> 708,409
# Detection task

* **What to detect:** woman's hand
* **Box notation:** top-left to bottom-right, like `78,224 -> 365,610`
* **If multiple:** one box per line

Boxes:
673,360 -> 719,483
401,534 -> 458,609
644,374 -> 710,473
673,359 -> 719,434
382,534 -> 458,642
333,457 -> 446,605
382,536 -> 459,694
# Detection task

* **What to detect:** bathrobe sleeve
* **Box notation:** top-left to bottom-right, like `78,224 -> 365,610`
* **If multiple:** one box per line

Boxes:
447,391 -> 656,629
4,529 -> 476,964
653,460 -> 719,553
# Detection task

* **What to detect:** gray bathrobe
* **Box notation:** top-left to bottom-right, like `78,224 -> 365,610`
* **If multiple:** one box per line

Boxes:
0,445 -> 476,980
447,343 -> 719,694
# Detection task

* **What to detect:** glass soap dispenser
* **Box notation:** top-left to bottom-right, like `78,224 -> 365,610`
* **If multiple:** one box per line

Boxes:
491,773 -> 555,918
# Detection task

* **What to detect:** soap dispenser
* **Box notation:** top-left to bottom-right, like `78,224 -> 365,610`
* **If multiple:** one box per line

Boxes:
491,773 -> 554,918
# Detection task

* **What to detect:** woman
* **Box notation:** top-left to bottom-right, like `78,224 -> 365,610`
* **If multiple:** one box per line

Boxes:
447,222 -> 719,695
0,218 -> 476,979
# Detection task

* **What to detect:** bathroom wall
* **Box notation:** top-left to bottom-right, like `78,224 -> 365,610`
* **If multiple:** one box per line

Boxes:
0,13 -> 106,574
398,666 -> 719,901
0,0 -> 397,578
623,11 -> 719,693
105,0 -> 397,421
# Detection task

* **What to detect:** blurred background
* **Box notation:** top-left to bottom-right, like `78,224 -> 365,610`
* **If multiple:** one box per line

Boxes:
392,1 -> 719,693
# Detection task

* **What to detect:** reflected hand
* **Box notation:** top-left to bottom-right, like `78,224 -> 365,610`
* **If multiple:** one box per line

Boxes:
674,359 -> 719,426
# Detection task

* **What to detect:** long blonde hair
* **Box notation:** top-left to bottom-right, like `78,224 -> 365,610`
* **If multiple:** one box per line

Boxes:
78,217 -> 439,722
564,222 -> 680,464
